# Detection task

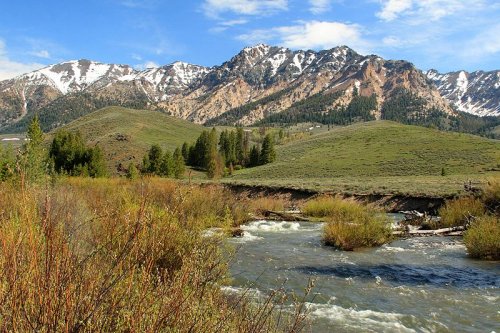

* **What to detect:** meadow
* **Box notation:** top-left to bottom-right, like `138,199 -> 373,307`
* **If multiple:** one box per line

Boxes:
227,121 -> 500,196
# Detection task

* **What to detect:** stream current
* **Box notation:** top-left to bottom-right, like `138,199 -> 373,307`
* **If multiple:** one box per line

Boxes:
225,219 -> 499,332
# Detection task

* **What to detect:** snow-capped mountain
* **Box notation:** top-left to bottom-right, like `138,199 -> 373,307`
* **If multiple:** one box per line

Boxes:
0,44 -> 498,131
426,69 -> 500,116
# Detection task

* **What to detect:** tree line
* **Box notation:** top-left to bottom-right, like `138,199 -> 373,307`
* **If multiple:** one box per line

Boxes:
139,127 -> 277,180
0,115 -> 107,185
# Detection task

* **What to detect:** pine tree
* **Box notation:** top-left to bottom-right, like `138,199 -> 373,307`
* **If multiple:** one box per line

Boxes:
181,142 -> 190,162
260,134 -> 276,165
173,147 -> 185,179
159,151 -> 174,177
127,162 -> 139,180
147,144 -> 163,174
249,145 -> 260,167
22,114 -> 47,182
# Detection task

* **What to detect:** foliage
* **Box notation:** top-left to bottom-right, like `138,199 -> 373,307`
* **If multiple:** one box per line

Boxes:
18,115 -> 48,183
438,197 -> 486,227
49,130 -> 107,177
126,162 -> 139,180
260,133 -> 276,165
1,92 -> 150,133
173,147 -> 185,179
482,179 -> 500,215
0,178 -> 308,332
0,144 -> 15,181
319,197 -> 392,250
257,91 -> 376,126
463,215 -> 500,260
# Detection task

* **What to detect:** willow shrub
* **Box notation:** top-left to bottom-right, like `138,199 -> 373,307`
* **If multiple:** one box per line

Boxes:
0,178 -> 307,332
463,215 -> 500,260
317,197 -> 392,251
438,196 -> 486,228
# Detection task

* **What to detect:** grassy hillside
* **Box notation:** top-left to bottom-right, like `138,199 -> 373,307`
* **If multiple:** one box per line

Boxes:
226,121 -> 500,196
57,106 -> 204,173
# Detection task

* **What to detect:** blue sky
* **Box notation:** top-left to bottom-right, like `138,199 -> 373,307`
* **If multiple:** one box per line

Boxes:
0,0 -> 499,79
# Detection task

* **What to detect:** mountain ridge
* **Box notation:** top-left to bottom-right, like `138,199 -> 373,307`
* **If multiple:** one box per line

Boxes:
0,44 -> 498,133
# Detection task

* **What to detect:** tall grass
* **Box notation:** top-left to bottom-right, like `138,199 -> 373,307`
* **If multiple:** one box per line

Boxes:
482,178 -> 500,215
307,196 -> 392,251
463,215 -> 500,260
0,178 -> 308,332
438,196 -> 485,227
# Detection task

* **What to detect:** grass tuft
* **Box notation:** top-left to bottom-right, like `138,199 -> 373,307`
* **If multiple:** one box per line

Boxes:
312,197 -> 392,250
438,196 -> 486,227
463,215 -> 500,260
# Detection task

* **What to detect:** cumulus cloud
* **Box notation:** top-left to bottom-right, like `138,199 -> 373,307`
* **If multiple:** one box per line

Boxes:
238,21 -> 370,53
309,0 -> 332,14
202,0 -> 288,17
0,40 -> 45,81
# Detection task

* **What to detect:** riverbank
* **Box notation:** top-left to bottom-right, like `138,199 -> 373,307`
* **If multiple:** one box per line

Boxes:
223,183 -> 450,214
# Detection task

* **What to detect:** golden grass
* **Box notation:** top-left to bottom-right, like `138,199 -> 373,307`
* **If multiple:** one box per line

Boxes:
0,178 -> 308,332
438,196 -> 486,227
463,215 -> 500,260
314,197 -> 392,251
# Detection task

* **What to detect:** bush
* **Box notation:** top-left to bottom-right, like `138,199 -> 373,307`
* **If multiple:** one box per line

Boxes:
482,179 -> 500,215
463,215 -> 500,260
439,196 -> 485,227
320,197 -> 392,250
0,179 -> 305,332
303,196 -> 345,218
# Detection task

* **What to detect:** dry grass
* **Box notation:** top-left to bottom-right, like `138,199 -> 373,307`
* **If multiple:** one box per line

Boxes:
482,178 -> 500,215
315,197 -> 392,251
0,178 -> 308,332
248,196 -> 288,214
438,196 -> 486,228
463,215 -> 500,260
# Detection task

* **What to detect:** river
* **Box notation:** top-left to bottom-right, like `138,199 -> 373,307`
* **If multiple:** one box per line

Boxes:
225,219 -> 500,332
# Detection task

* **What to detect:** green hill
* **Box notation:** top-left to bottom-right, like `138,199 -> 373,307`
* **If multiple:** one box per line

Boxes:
56,106 -> 204,173
226,121 -> 500,196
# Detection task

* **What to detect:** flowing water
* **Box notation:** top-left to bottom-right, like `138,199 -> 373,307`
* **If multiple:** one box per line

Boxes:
225,219 -> 500,332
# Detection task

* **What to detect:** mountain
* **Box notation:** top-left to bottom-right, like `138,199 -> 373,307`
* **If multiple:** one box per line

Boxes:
426,69 -> 500,116
0,45 -> 498,133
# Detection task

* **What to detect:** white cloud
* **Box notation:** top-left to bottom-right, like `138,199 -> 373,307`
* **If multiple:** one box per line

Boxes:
238,21 -> 370,53
376,0 -> 413,21
31,50 -> 51,59
376,0 -> 486,23
202,0 -> 288,17
462,23 -> 500,58
134,60 -> 159,70
0,40 -> 45,81
309,0 -> 332,14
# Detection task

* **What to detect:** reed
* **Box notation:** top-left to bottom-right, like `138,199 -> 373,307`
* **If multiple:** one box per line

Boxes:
0,178 -> 307,332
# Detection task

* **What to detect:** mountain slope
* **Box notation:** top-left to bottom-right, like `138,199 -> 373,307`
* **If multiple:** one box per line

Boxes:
226,121 -> 500,195
1,45 -> 499,133
56,106 -> 204,173
426,69 -> 500,116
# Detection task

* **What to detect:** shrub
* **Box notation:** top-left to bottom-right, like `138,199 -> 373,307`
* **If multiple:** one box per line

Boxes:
482,179 -> 500,215
303,196 -> 352,218
0,179 -> 304,332
321,197 -> 392,250
249,196 -> 288,214
439,196 -> 485,227
463,215 -> 500,260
